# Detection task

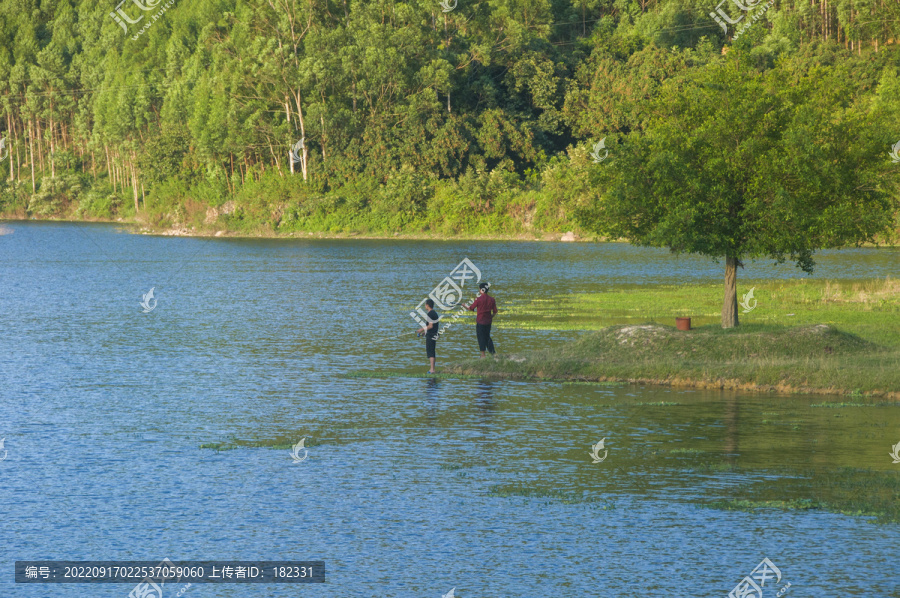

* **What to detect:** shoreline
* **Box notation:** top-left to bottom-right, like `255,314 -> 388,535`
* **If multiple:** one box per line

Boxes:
442,366 -> 900,401
4,216 -> 899,246
0,216 -> 598,242
443,320 -> 900,400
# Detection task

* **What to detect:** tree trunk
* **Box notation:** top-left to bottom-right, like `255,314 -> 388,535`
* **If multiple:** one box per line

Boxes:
37,120 -> 44,178
292,90 -> 308,180
131,158 -> 139,214
6,112 -> 12,182
49,95 -> 56,179
105,144 -> 113,192
267,136 -> 284,177
15,116 -> 21,181
29,120 -> 35,193
320,114 -> 326,161
285,100 -> 294,176
722,256 -> 739,328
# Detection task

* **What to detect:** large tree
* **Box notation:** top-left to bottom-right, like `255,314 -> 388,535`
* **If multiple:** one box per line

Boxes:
584,53 -> 898,328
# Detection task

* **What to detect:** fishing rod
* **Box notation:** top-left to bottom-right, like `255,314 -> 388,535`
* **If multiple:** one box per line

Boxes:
373,263 -> 501,345
371,330 -> 423,343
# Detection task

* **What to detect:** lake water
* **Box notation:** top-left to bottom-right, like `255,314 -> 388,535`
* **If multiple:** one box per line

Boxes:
1,222 -> 898,597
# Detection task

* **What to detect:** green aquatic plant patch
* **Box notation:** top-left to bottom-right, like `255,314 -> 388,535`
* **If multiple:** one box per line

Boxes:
487,484 -> 617,508
706,468 -> 900,524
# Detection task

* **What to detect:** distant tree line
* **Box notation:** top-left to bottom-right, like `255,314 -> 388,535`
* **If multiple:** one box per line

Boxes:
0,0 -> 898,237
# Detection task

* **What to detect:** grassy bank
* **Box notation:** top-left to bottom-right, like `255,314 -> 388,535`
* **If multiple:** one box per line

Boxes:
448,278 -> 900,398
0,160 -> 600,240
3,171 -> 896,242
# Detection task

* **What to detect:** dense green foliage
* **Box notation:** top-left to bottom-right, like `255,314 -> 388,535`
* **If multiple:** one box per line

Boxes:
1,0 -> 899,236
578,55 -> 899,325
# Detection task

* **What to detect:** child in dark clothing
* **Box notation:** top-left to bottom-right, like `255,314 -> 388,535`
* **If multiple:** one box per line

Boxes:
416,298 -> 440,373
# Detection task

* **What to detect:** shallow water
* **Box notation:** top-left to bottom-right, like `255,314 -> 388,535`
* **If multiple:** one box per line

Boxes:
1,222 -> 898,597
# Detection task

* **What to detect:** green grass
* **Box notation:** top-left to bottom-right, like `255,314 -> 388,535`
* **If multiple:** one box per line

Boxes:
500,277 -> 900,347
810,402 -> 880,407
449,278 -> 900,398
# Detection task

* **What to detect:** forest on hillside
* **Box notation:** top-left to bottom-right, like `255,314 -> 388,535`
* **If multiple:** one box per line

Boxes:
1,0 -> 899,236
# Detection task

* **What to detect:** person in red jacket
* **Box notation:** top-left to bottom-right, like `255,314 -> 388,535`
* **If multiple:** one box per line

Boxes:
467,282 -> 498,357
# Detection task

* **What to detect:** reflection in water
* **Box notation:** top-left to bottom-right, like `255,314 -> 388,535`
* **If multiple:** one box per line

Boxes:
724,393 -> 739,464
424,377 -> 441,427
474,380 -> 495,429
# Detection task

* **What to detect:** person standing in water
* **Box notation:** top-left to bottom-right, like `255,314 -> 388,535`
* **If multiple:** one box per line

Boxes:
467,282 -> 498,358
417,299 -> 440,374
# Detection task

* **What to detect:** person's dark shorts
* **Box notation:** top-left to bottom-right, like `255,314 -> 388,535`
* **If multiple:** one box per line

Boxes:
426,338 -> 437,358
476,322 -> 495,353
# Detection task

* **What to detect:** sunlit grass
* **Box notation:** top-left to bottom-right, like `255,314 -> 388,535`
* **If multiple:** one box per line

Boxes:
450,277 -> 900,398
810,402 -> 884,408
500,277 -> 900,347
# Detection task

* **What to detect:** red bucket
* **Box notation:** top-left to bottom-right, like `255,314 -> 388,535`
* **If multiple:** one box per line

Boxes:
676,317 -> 691,331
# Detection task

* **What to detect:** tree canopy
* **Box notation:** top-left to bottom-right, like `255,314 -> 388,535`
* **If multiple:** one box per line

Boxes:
581,54 -> 899,326
0,0 -> 898,241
